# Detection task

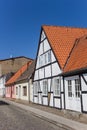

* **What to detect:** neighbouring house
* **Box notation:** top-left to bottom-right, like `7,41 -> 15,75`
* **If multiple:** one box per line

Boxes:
63,35 -> 87,113
5,60 -> 33,99
33,25 -> 87,113
0,72 -> 14,97
0,56 -> 32,76
15,60 -> 35,102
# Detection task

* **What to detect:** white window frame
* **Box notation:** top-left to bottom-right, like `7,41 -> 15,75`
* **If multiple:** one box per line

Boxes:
44,51 -> 51,65
75,79 -> 80,98
23,86 -> 27,96
34,82 -> 38,95
68,80 -> 72,97
42,80 -> 48,95
39,55 -> 44,67
48,51 -> 51,63
53,78 -> 60,96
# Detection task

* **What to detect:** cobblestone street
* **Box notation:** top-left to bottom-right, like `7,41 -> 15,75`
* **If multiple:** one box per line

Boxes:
0,101 -> 66,130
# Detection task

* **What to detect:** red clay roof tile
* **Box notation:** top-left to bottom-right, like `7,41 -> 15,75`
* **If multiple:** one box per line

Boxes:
64,35 -> 87,72
42,25 -> 87,70
5,61 -> 32,86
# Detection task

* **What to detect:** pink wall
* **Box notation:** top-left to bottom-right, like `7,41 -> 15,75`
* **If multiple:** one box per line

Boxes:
6,85 -> 16,99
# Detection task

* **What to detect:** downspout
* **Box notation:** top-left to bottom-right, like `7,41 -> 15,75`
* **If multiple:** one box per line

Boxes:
28,78 -> 30,102
28,75 -> 32,103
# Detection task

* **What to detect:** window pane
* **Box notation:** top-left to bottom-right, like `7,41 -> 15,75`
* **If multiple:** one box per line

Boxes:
68,80 -> 72,97
23,86 -> 27,96
75,79 -> 80,98
54,78 -> 60,96
34,82 -> 38,95
48,51 -> 51,63
43,80 -> 47,95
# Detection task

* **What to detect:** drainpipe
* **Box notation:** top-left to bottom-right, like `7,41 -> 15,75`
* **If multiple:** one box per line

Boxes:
28,74 -> 33,103
28,79 -> 30,102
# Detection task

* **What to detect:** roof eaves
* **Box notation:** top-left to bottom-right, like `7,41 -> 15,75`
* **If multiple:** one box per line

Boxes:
61,67 -> 87,77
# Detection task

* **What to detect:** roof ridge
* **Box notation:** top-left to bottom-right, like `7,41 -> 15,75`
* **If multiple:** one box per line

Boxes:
42,24 -> 87,29
0,56 -> 33,61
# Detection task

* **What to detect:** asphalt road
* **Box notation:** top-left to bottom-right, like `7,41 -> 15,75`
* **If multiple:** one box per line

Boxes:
0,101 -> 65,130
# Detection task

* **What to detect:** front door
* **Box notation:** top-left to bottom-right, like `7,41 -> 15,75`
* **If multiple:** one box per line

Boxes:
65,78 -> 81,112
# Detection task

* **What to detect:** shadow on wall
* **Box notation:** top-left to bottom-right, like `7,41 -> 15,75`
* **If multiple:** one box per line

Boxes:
0,101 -> 9,105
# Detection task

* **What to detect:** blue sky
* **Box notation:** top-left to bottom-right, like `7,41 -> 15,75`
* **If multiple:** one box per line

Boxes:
0,0 -> 87,59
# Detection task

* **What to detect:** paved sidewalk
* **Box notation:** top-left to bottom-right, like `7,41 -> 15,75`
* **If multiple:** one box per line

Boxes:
1,98 -> 87,130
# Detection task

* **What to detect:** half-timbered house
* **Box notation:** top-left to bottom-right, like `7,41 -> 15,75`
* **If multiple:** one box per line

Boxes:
33,25 -> 87,113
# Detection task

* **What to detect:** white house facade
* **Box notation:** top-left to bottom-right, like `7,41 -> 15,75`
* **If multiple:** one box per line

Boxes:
33,25 -> 87,113
63,73 -> 87,113
33,28 -> 65,109
0,72 -> 14,97
15,61 -> 35,102
16,79 -> 33,102
0,75 -> 6,97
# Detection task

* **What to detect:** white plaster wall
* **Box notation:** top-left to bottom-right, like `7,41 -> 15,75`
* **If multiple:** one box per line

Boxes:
45,65 -> 51,78
0,77 -> 6,97
81,74 -> 87,91
43,97 -> 48,105
81,73 -> 87,112
29,79 -> 33,102
38,43 -> 43,56
34,97 -> 38,103
54,98 -> 61,108
51,51 -> 56,62
41,31 -> 46,41
49,93 -> 53,107
61,77 -> 63,92
39,81 -> 43,91
48,79 -> 51,92
51,78 -> 54,92
16,82 -> 29,101
82,94 -> 87,111
38,94 -> 42,104
39,68 -> 44,79
36,58 -> 39,69
52,63 -> 61,76
44,39 -> 51,52
34,70 -> 39,80
61,94 -> 64,109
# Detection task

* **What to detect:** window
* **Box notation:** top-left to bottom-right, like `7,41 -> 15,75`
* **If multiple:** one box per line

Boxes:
45,53 -> 47,64
39,55 -> 43,67
34,82 -> 38,95
43,80 -> 48,95
75,79 -> 80,98
54,78 -> 60,96
44,51 -> 51,65
68,80 -> 72,97
16,87 -> 18,95
23,86 -> 27,96
48,51 -> 51,63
